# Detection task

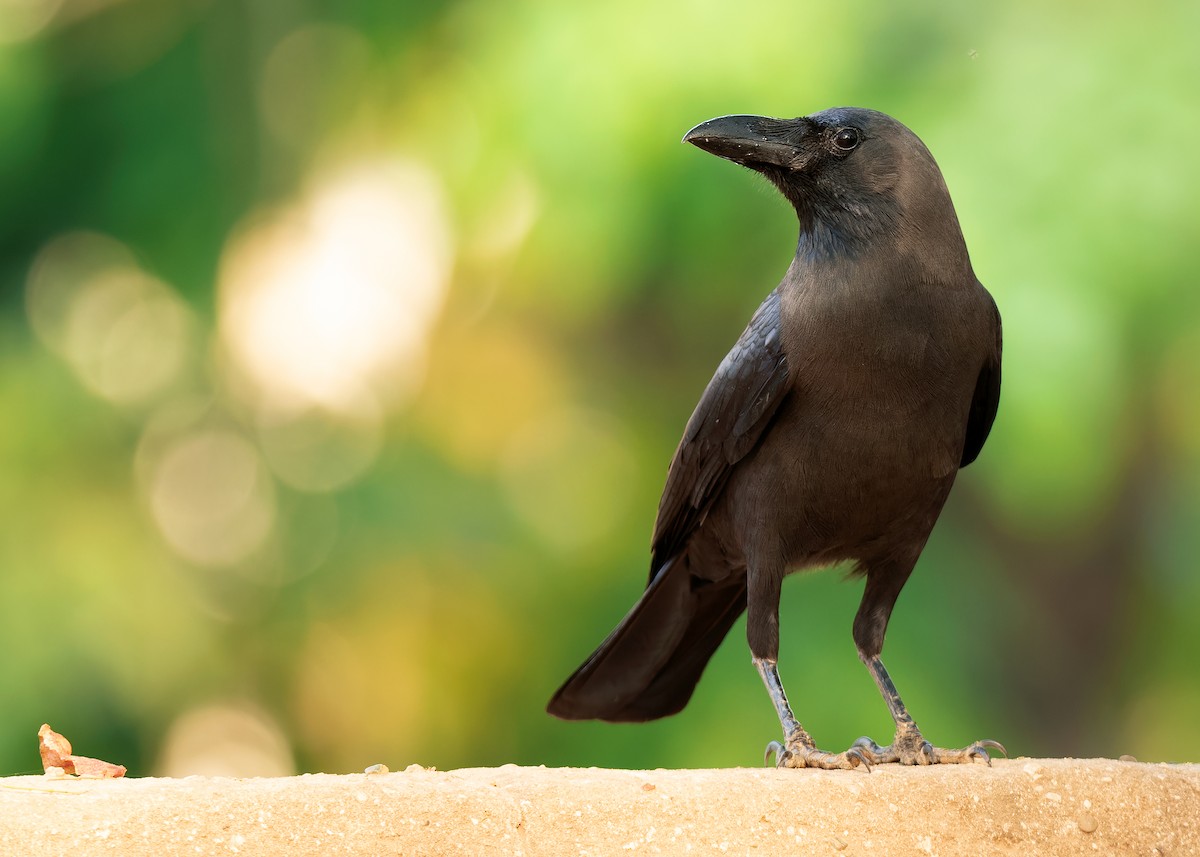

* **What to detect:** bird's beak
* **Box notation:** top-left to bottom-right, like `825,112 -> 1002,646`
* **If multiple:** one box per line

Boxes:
683,115 -> 812,170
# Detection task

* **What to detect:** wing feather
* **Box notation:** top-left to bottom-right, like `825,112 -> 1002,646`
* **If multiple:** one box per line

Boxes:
960,292 -> 1002,468
649,288 -> 790,579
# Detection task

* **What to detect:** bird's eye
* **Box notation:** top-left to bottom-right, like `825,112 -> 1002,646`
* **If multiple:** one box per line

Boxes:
832,128 -> 860,152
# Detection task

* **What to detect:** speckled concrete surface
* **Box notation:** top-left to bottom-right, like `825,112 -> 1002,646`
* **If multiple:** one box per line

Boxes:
1,758 -> 1197,855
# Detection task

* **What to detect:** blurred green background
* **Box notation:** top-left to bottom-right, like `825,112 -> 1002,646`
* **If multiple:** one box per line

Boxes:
2,0 -> 1198,777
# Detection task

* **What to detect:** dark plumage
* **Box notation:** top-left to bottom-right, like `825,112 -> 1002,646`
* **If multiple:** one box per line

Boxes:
548,107 -> 1003,768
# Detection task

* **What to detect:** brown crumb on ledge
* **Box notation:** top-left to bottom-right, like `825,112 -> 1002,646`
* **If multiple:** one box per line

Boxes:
38,724 -> 127,779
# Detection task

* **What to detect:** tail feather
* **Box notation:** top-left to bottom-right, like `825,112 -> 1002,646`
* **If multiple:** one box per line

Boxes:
547,557 -> 747,722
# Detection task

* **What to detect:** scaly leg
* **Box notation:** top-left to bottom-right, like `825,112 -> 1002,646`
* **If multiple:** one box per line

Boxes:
850,654 -> 1005,766
755,657 -> 871,770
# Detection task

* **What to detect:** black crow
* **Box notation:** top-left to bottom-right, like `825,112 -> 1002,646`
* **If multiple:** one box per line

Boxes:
548,108 -> 1002,769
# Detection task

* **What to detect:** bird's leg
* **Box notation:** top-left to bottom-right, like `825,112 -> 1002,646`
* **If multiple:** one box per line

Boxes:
754,657 -> 870,770
748,565 -> 869,770
849,561 -> 1004,765
851,653 -> 1005,766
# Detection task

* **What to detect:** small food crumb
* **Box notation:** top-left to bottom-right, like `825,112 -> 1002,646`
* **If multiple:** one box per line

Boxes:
832,837 -> 848,851
38,724 -> 126,779
642,783 -> 656,791
364,764 -> 389,775
38,724 -> 72,769
1078,814 -> 1098,833
71,757 -> 127,778
1118,755 -> 1137,763
404,764 -> 432,773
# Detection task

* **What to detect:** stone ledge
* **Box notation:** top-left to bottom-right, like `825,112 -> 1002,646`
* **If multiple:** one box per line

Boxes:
1,758 -> 1197,855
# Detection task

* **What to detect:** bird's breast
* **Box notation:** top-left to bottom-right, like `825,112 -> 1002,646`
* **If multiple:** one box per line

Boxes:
779,276 -> 988,481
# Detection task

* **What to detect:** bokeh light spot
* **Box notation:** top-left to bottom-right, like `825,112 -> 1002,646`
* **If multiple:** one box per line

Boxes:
27,231 -> 136,351
26,231 -> 194,405
219,160 -> 452,412
259,23 -> 371,149
148,429 -> 276,567
472,169 -> 541,262
256,396 -> 383,493
0,0 -> 63,44
157,702 -> 294,777
62,270 -> 192,404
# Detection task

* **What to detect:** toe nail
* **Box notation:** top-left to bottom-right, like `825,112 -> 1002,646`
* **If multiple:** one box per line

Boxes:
765,740 -> 789,768
984,740 -> 1008,758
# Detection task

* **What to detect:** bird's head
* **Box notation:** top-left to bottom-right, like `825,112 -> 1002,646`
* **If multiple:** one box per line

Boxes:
684,107 -> 966,265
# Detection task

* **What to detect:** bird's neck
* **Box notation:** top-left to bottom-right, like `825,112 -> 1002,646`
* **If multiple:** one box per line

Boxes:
793,200 -> 973,283
794,217 -> 865,265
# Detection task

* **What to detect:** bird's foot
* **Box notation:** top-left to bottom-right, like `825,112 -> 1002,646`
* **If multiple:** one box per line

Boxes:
851,725 -> 1006,766
765,736 -> 872,771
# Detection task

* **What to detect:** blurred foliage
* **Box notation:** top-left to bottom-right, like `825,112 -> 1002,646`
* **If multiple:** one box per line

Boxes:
1,0 -> 1198,776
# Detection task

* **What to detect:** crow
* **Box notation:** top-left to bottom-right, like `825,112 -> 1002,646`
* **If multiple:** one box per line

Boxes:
547,107 -> 1002,769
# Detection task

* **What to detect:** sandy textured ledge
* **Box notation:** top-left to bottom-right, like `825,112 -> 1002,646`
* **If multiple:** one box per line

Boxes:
1,758 -> 1197,855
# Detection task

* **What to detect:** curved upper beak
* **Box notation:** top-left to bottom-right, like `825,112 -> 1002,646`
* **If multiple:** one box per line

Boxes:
683,115 -> 812,169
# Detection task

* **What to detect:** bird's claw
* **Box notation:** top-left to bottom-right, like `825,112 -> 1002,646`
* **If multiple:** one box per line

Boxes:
851,733 -> 1007,766
966,739 -> 1007,765
977,739 -> 1008,756
926,738 -> 1006,766
848,746 -> 872,771
764,738 -> 871,772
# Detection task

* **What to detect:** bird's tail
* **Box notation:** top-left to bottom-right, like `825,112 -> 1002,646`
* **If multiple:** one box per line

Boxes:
546,555 -> 747,722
